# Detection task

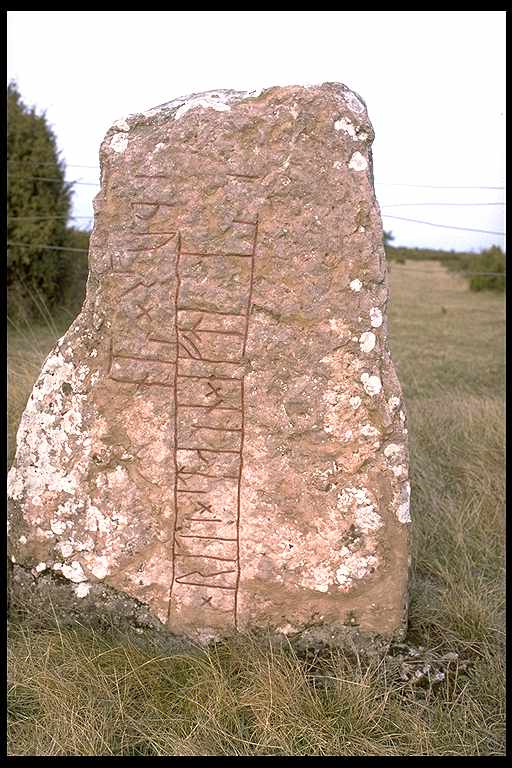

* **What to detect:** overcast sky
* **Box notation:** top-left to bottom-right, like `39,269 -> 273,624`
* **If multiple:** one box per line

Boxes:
7,11 -> 506,252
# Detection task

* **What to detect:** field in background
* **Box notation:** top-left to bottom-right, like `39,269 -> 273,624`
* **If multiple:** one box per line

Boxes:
7,261 -> 505,756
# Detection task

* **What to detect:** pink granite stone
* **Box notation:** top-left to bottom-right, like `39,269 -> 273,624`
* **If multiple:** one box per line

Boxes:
8,83 -> 410,644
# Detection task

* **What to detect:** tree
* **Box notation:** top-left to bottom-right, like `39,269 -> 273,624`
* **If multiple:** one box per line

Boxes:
7,81 -> 74,312
59,226 -> 91,316
469,245 -> 505,293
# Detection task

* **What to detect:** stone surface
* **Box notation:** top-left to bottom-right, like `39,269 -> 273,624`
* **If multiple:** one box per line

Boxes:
8,83 -> 410,645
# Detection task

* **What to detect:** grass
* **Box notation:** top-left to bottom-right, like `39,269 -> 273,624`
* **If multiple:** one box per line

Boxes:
386,244 -> 505,294
7,261 -> 505,756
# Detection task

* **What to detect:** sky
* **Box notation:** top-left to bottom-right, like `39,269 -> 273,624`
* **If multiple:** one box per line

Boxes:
7,10 -> 506,252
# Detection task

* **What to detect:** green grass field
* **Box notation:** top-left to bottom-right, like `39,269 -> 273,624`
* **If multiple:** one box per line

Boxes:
7,261 -> 505,756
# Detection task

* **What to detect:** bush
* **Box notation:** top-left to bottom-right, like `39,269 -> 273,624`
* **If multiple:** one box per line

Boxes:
468,247 -> 505,293
384,242 -> 506,293
59,228 -> 91,317
7,81 -> 73,317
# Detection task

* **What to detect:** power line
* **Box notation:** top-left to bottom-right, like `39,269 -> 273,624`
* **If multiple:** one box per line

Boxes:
6,242 -> 505,279
6,165 -> 504,191
382,215 -> 505,236
376,183 -> 505,190
7,160 -> 99,170
7,175 -> 100,186
7,169 -> 506,236
7,211 -> 506,235
381,202 -> 505,208
8,215 -> 92,221
7,170 -> 505,192
7,241 -> 89,254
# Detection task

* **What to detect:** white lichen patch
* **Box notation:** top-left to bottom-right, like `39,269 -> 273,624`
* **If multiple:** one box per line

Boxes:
360,423 -> 379,438
334,116 -> 367,141
328,318 -> 346,335
7,467 -> 23,502
349,395 -> 362,409
88,555 -> 110,580
360,372 -> 382,397
300,563 -> 332,593
359,331 -> 376,353
7,339 -> 99,586
141,88 -> 265,120
73,582 -> 91,598
388,396 -> 401,411
343,90 -> 366,114
175,93 -> 232,120
334,116 -> 357,138
384,443 -> 402,459
349,278 -> 362,292
348,152 -> 368,171
34,562 -> 47,573
337,487 -> 382,533
355,505 -> 382,532
107,465 -> 130,491
7,349 -> 90,508
85,503 -> 117,535
61,561 -> 87,583
370,307 -> 383,328
50,519 -> 67,535
56,540 -> 74,558
109,133 -> 129,153
336,552 -> 378,591
69,535 -> 94,553
112,118 -> 130,132
397,482 -> 412,523
322,385 -> 349,438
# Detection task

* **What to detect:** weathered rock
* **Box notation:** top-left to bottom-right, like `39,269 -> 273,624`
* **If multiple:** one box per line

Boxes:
8,83 -> 411,645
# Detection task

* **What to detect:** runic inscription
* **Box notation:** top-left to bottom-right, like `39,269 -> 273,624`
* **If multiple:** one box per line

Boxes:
107,209 -> 259,629
170,217 -> 258,629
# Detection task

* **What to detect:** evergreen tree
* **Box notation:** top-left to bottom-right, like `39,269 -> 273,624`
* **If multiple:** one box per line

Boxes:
7,81 -> 73,310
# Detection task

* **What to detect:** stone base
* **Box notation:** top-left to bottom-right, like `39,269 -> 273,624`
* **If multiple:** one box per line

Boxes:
8,561 -> 406,657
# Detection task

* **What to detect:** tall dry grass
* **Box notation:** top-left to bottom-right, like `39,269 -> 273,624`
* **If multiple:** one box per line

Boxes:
7,261 -> 505,756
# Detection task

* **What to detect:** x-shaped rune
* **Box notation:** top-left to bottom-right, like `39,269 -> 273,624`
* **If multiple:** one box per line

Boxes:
195,501 -> 214,515
205,382 -> 222,399
136,301 -> 153,321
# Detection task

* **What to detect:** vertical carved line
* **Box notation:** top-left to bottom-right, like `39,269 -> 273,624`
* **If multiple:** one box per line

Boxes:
242,216 -> 259,357
235,215 -> 259,628
234,377 -> 245,630
107,335 -> 113,376
167,232 -> 182,625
